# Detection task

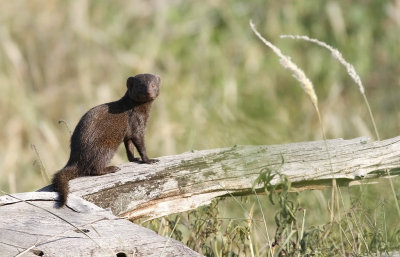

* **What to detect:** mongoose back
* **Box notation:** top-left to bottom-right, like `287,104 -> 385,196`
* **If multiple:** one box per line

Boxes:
52,73 -> 161,207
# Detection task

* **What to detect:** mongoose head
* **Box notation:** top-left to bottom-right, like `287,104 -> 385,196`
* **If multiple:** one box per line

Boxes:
127,74 -> 161,103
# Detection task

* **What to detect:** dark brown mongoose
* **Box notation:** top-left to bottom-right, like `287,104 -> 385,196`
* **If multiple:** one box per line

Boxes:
52,73 -> 160,207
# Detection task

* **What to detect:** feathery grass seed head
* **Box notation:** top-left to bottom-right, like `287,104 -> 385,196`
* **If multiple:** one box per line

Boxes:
280,34 -> 381,140
280,35 -> 365,94
250,21 -> 318,108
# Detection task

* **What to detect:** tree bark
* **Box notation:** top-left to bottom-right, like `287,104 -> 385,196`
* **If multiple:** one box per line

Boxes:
40,136 -> 400,220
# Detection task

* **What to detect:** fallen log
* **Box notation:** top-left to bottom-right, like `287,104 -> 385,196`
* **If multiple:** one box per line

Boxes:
2,136 -> 400,256
39,136 -> 400,220
0,192 -> 201,257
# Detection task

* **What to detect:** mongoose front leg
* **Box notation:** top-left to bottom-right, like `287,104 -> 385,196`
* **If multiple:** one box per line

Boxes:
133,135 -> 159,164
124,139 -> 140,162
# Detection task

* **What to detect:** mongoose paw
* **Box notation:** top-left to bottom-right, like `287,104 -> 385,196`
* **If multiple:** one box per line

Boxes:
104,166 -> 120,173
141,158 -> 159,164
128,157 -> 141,163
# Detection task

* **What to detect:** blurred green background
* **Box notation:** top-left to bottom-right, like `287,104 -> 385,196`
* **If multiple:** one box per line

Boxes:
0,0 -> 399,202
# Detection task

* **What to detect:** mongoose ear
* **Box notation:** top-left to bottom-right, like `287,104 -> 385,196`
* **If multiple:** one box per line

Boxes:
126,77 -> 138,88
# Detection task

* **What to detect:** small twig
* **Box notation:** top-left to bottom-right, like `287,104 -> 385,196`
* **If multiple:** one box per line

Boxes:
58,119 -> 72,136
31,144 -> 50,183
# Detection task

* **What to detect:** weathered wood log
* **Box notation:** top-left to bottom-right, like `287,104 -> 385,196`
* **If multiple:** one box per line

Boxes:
2,136 -> 400,256
0,192 -> 201,257
39,136 -> 400,221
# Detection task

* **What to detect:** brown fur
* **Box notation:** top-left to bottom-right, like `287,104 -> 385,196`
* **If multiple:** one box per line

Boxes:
53,74 -> 160,207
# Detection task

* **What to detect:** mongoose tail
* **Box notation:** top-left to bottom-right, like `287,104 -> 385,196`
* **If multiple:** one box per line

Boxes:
52,165 -> 78,207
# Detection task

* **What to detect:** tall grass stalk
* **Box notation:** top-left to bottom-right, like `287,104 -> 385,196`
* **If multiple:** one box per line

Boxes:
280,34 -> 400,219
280,35 -> 379,140
250,22 -> 318,109
250,21 -> 339,230
338,187 -> 358,252
160,216 -> 181,257
254,190 -> 274,256
300,209 -> 306,243
218,182 -> 271,244
350,209 -> 370,252
273,230 -> 296,257
335,182 -> 346,255
31,144 -> 50,183
247,204 -> 256,257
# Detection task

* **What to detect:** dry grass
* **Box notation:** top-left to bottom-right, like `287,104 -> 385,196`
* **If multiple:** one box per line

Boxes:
280,34 -> 380,141
280,34 -> 400,219
250,21 -> 318,109
250,20 -> 343,245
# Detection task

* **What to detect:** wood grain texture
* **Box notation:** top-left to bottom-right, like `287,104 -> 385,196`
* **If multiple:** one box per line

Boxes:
0,192 -> 201,257
39,136 -> 400,220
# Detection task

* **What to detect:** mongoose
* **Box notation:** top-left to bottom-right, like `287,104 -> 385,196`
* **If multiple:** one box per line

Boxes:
52,73 -> 160,207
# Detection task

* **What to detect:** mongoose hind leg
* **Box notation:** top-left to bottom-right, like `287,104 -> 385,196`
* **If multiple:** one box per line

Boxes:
94,166 -> 120,175
104,165 -> 120,173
